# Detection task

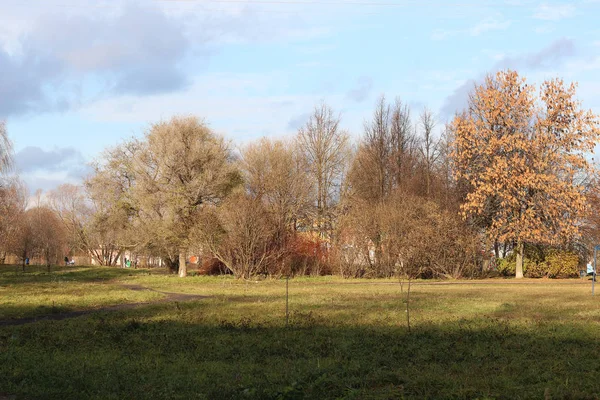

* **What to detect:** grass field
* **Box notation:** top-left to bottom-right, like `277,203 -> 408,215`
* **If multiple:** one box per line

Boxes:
1,265 -> 600,399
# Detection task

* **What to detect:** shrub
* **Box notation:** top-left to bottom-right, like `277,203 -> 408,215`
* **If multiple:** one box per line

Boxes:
496,247 -> 579,278
496,256 -> 515,276
282,235 -> 330,277
198,257 -> 229,275
545,250 -> 579,278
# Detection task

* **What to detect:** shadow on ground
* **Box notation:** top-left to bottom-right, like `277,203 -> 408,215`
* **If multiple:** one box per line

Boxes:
0,284 -> 208,326
0,302 -> 598,400
0,265 -> 156,286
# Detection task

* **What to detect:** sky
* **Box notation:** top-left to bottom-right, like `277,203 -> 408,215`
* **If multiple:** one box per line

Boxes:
1,0 -> 600,193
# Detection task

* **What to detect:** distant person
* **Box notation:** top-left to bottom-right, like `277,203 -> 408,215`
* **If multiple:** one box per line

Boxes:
64,256 -> 69,266
25,257 -> 29,265
587,261 -> 596,282
126,259 -> 131,268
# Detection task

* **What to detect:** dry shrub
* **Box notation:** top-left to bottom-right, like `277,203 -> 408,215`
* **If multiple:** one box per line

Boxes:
338,192 -> 479,279
198,257 -> 229,275
194,192 -> 283,279
277,235 -> 330,277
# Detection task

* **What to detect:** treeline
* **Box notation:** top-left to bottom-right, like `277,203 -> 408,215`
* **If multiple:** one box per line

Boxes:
1,70 -> 599,279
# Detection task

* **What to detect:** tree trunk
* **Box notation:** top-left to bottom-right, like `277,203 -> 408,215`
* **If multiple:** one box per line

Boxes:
406,276 -> 412,333
494,239 -> 500,259
178,248 -> 187,278
515,241 -> 524,279
46,248 -> 51,273
482,236 -> 491,271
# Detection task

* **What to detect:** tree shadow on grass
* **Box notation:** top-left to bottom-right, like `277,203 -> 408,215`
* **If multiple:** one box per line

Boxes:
0,286 -> 207,325
0,265 -> 155,286
0,302 -> 599,400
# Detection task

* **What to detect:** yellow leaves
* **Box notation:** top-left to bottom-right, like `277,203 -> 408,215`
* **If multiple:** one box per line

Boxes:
450,70 -> 599,246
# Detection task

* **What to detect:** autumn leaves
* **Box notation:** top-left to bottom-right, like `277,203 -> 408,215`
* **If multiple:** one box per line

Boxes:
452,70 -> 600,278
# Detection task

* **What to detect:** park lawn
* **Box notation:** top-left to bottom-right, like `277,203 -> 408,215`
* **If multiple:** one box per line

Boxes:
1,266 -> 599,399
0,266 -> 163,320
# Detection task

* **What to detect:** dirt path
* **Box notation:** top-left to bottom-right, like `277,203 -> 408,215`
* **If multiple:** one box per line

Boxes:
0,285 -> 208,328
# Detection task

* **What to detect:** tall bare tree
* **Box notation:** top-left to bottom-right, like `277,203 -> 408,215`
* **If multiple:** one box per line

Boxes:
297,103 -> 349,240
418,108 -> 440,198
0,121 -> 12,175
348,96 -> 417,204
390,99 -> 416,190
242,138 -> 311,241
363,96 -> 393,202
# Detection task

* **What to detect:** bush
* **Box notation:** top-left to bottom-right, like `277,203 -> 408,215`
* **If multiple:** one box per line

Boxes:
545,250 -> 579,278
496,247 -> 579,278
282,235 -> 330,277
524,260 -> 546,278
496,256 -> 516,276
198,257 -> 229,275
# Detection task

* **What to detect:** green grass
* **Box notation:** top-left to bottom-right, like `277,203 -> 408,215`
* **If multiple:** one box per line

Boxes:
1,265 -> 600,399
0,265 -> 162,320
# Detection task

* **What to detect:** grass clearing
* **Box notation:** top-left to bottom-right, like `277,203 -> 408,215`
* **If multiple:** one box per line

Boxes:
1,265 -> 600,399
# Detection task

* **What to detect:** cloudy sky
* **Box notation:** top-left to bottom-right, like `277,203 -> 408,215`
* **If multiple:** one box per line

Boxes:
2,0 -> 599,192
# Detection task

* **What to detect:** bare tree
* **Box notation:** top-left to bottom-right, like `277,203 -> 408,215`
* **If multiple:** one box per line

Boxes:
297,103 -> 349,241
0,121 -> 12,175
241,138 -> 311,247
195,192 -> 280,279
29,202 -> 68,271
348,96 -> 417,204
418,108 -> 440,198
85,142 -> 142,265
13,211 -> 34,271
48,183 -> 131,266
390,99 -> 416,190
0,178 -> 27,264
343,97 -> 418,274
10,191 -> 66,271
363,96 -> 393,202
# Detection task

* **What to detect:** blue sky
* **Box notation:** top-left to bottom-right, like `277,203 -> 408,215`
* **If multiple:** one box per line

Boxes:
1,0 -> 599,192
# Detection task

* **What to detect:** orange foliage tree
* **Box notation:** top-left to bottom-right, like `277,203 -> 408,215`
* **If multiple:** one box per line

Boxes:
452,70 -> 600,278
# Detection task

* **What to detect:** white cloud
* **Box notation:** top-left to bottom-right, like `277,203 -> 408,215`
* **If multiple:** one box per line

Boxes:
431,29 -> 454,41
534,25 -> 555,34
0,1 -> 331,118
533,4 -> 576,21
79,72 -> 346,140
469,19 -> 511,36
564,56 -> 600,74
431,18 -> 510,41
440,38 -> 578,118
